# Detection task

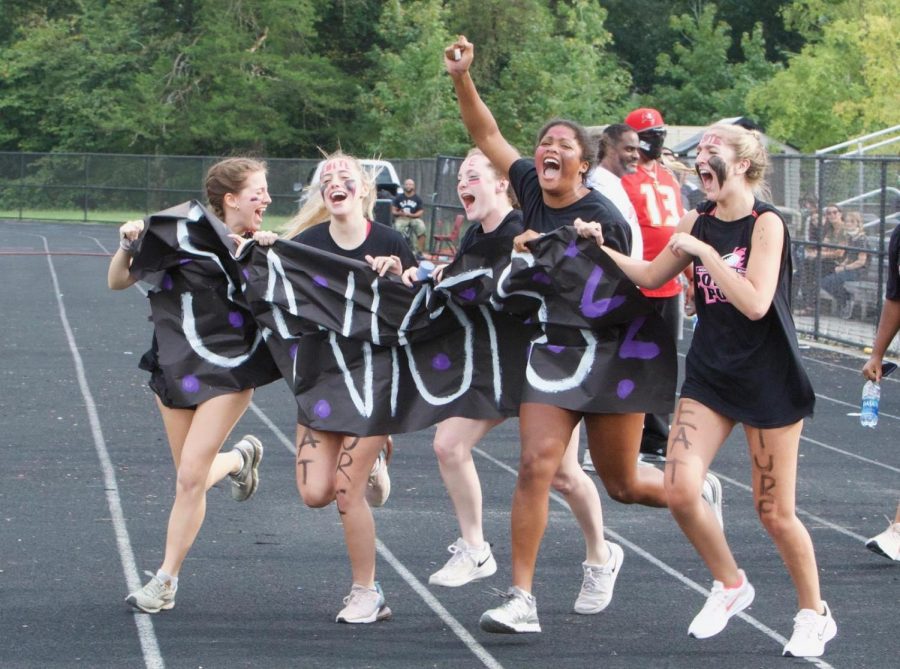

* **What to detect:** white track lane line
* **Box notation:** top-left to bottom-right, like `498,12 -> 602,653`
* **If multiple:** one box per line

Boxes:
473,446 -> 836,669
248,403 -> 505,669
40,235 -> 164,669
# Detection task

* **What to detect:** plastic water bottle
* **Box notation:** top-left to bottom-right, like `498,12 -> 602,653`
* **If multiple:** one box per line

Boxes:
860,380 -> 880,428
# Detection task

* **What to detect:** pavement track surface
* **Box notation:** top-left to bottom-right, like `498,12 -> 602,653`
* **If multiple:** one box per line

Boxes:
1,220 -> 897,669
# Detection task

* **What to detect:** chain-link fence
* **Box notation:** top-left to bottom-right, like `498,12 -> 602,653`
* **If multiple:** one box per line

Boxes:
2,150 -> 898,352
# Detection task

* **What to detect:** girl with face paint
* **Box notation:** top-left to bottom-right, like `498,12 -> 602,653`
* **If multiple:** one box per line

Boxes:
254,151 -> 417,624
400,149 -> 626,597
581,124 -> 836,658
445,36 -> 716,636
109,158 -> 276,614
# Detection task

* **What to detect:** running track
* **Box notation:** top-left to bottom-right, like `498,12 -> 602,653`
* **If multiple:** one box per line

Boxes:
1,220 -> 897,669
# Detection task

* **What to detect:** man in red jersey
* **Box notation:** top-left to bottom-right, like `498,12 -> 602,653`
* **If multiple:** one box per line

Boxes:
621,108 -> 690,462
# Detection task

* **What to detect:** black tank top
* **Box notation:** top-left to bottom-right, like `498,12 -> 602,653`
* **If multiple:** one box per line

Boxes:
680,200 -> 815,427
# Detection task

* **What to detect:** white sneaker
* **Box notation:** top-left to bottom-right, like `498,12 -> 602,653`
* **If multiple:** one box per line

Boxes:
366,438 -> 392,508
429,538 -> 497,587
865,522 -> 900,561
229,435 -> 263,502
701,472 -> 724,530
688,569 -> 755,639
126,574 -> 177,613
782,601 -> 837,657
582,450 -> 595,472
479,586 -> 541,634
574,542 -> 624,614
335,582 -> 392,624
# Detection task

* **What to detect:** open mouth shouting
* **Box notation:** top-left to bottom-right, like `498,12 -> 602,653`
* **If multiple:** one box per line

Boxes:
541,156 -> 561,180
459,190 -> 476,213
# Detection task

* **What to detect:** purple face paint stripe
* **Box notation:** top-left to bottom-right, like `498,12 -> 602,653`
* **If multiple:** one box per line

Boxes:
619,316 -> 661,360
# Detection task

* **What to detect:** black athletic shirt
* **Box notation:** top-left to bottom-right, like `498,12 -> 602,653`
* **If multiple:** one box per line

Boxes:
457,209 -> 524,255
508,158 -> 631,254
293,220 -> 417,268
680,200 -> 815,427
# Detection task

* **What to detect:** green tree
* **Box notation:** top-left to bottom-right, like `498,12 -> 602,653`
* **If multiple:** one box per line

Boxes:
602,0 -> 798,94
747,0 -> 900,151
492,0 -> 630,143
648,3 -> 779,125
363,0 -> 464,156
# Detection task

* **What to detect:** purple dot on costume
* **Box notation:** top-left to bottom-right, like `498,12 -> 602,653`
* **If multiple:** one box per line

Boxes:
313,275 -> 328,288
459,287 -> 477,301
617,379 -> 635,399
179,258 -> 193,265
532,272 -> 551,285
290,343 -> 299,359
181,375 -> 200,393
242,268 -> 251,280
564,240 -> 578,257
161,274 -> 174,291
547,344 -> 565,354
313,399 -> 331,418
432,353 -> 451,371
228,311 -> 244,328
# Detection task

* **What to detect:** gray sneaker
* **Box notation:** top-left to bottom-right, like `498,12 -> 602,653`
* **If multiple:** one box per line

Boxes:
126,574 -> 176,613
702,472 -> 724,529
479,586 -> 541,633
335,582 -> 392,624
230,435 -> 263,502
574,542 -> 624,614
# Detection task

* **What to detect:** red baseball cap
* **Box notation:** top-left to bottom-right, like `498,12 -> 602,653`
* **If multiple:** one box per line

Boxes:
625,108 -> 665,132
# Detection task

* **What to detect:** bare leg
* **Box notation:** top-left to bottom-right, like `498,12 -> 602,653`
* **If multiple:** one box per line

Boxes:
512,404 -> 580,592
158,389 -> 253,577
585,413 -> 667,507
664,399 -> 739,585
551,426 -> 607,564
335,434 -> 390,588
433,416 -> 503,547
745,421 -> 824,613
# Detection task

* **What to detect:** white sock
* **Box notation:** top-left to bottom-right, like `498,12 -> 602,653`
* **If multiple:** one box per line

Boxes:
156,569 -> 178,589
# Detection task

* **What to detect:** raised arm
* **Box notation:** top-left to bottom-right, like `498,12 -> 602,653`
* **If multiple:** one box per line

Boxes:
444,36 -> 520,178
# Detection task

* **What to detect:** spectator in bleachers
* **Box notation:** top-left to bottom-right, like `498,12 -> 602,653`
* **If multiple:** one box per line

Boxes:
797,204 -> 846,315
820,210 -> 868,318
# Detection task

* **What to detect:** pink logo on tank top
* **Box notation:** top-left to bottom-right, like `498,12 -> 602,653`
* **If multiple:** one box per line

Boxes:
696,247 -> 747,304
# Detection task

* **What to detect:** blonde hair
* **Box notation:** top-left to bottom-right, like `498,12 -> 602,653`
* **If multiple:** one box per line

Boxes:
704,124 -> 770,198
844,210 -> 864,233
282,151 -> 376,238
205,157 -> 267,220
